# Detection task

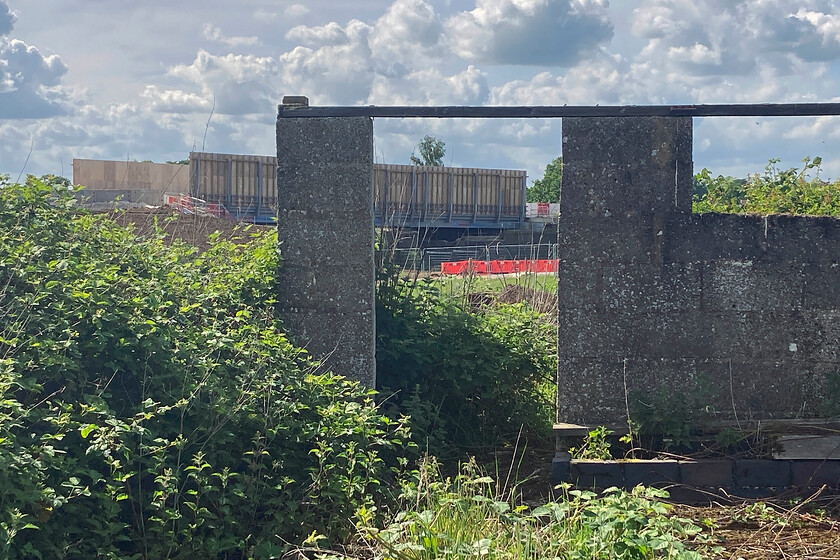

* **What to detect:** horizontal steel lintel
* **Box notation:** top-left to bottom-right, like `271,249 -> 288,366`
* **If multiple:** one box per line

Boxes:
279,103 -> 840,119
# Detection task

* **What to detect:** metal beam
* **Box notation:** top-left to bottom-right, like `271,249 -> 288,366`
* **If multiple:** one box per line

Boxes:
278,103 -> 840,119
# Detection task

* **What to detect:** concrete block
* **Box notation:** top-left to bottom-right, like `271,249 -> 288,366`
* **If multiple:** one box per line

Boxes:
552,452 -> 571,485
277,209 -> 374,266
666,486 -> 726,505
570,460 -> 624,489
277,264 -> 374,312
277,117 -> 374,164
280,309 -> 375,388
702,261 -> 805,313
711,311 -> 829,362
561,117 -> 693,215
622,460 -> 680,487
764,215 -> 840,263
777,435 -> 840,460
277,163 -> 373,212
557,357 -> 627,425
791,460 -> 840,487
602,262 -> 701,313
556,261 -> 602,310
734,459 -> 791,488
802,264 -> 840,309
679,460 -> 734,488
718,360 -> 831,418
558,215 -> 660,264
665,214 -> 768,263
558,308 -> 713,359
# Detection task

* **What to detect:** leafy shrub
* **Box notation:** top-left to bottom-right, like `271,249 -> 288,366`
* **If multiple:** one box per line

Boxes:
570,427 -> 615,460
693,156 -> 840,216
0,176 -> 411,559
375,264 -> 556,452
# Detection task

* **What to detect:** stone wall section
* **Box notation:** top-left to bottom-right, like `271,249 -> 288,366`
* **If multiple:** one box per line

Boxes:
558,116 -> 840,426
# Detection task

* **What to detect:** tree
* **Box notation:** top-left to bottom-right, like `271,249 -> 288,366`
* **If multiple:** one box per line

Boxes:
526,156 -> 563,203
410,135 -> 446,166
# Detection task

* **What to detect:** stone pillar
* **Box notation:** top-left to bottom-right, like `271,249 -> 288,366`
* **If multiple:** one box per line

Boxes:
557,117 -> 693,425
276,96 -> 376,387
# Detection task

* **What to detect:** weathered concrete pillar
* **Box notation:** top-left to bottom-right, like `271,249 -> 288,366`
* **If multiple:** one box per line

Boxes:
557,117 -> 693,425
276,96 -> 376,387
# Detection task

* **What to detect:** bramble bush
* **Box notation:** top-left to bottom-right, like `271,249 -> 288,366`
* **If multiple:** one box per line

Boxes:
693,156 -> 840,216
0,176 -> 411,559
375,263 -> 556,453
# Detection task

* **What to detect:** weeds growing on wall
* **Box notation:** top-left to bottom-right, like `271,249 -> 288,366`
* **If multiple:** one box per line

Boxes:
375,260 -> 556,453
0,176 -> 412,559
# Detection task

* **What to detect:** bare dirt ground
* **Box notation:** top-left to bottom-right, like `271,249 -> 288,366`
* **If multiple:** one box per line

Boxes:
676,499 -> 840,559
103,207 -> 274,250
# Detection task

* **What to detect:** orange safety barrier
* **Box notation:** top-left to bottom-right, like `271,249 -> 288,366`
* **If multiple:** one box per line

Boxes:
440,259 -> 558,275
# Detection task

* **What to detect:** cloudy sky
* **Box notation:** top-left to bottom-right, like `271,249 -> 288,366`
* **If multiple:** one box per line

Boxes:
2,0 -> 840,184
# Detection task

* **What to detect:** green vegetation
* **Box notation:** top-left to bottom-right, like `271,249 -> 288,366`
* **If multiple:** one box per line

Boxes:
0,176 -> 411,558
436,272 -> 558,297
0,175 -> 728,558
376,264 -> 557,452
693,156 -> 840,215
410,136 -> 446,167
526,156 -> 563,203
570,427 -> 615,461
346,459 -> 716,560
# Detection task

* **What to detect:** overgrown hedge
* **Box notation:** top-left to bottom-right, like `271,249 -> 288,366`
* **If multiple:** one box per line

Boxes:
0,177 -> 411,559
375,266 -> 557,452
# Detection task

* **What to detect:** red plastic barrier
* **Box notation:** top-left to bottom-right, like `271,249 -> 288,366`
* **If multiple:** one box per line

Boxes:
440,261 -> 468,274
470,260 -> 487,274
440,259 -> 558,275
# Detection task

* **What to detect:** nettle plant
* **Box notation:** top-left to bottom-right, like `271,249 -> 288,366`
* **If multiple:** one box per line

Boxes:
0,176 -> 412,559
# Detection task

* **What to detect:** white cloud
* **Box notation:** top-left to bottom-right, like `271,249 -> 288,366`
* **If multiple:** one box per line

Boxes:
278,19 -> 378,104
284,3 -> 309,18
369,0 -> 442,64
202,23 -> 259,47
489,52 -> 625,105
446,0 -> 613,66
0,0 -> 72,119
790,8 -> 840,61
141,86 -> 213,114
368,65 -> 488,105
632,0 -> 840,80
285,21 -> 360,47
144,50 -> 278,115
